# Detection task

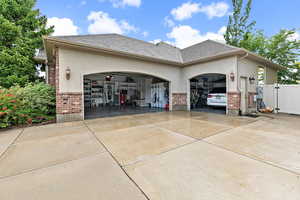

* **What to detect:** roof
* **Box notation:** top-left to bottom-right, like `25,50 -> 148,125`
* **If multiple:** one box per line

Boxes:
43,33 -> 284,70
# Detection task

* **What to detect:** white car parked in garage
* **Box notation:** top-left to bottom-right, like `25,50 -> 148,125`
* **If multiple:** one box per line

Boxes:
207,88 -> 227,107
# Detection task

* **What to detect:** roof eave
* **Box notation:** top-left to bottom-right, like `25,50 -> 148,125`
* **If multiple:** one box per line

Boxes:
182,50 -> 243,66
44,37 -> 183,67
43,36 -> 285,70
243,50 -> 285,70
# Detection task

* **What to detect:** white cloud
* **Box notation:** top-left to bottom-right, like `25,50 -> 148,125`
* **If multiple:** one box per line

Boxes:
289,31 -> 300,41
87,11 -> 138,34
171,1 -> 230,21
150,39 -> 162,44
47,17 -> 79,36
120,20 -> 138,33
100,0 -> 141,8
121,0 -> 141,7
80,1 -> 87,6
164,16 -> 175,28
142,31 -> 149,37
167,25 -> 226,48
149,39 -> 175,46
171,2 -> 200,21
200,2 -> 230,19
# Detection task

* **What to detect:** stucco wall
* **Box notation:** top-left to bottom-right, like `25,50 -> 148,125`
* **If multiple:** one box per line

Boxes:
182,56 -> 238,111
55,46 -> 279,119
238,58 -> 278,89
265,66 -> 278,84
238,58 -> 259,93
183,56 -> 238,91
58,47 -> 184,94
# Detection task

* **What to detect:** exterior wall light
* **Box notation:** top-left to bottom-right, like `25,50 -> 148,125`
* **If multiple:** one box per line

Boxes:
230,72 -> 235,81
105,75 -> 112,81
249,76 -> 256,84
66,68 -> 71,80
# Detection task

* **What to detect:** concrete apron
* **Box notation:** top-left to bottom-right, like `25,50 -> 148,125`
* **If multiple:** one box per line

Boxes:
0,112 -> 299,199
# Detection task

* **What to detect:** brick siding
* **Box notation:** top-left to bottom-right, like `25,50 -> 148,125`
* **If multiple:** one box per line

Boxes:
172,93 -> 187,106
248,92 -> 257,109
172,93 -> 187,110
56,93 -> 82,114
48,62 -> 56,87
227,92 -> 241,110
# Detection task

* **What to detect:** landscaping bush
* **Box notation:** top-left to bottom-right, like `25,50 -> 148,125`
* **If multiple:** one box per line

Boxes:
0,82 -> 55,128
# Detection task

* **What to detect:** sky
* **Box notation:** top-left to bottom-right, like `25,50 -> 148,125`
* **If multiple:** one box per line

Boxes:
36,0 -> 300,49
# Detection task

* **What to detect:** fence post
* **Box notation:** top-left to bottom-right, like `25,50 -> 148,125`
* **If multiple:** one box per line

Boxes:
274,83 -> 280,114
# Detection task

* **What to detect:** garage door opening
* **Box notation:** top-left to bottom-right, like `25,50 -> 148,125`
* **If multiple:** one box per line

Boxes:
190,73 -> 227,114
84,72 -> 170,119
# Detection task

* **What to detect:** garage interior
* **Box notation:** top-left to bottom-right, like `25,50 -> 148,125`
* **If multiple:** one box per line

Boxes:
84,72 -> 169,119
190,73 -> 227,114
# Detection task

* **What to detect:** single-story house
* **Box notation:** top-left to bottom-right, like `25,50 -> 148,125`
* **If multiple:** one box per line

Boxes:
40,34 -> 283,122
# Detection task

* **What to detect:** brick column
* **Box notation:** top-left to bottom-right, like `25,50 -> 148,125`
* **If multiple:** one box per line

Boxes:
172,93 -> 187,111
47,62 -> 56,87
54,48 -> 83,122
56,93 -> 83,122
248,92 -> 257,110
227,92 -> 241,116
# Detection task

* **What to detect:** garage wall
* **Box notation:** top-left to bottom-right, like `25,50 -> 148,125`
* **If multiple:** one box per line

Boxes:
238,58 -> 278,89
265,67 -> 278,84
238,58 -> 259,93
58,47 -> 184,94
182,56 -> 237,91
182,56 -> 238,111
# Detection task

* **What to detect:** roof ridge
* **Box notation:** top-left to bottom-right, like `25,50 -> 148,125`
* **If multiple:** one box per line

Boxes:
206,39 -> 242,50
50,33 -> 116,38
51,33 -> 183,50
181,40 -> 210,50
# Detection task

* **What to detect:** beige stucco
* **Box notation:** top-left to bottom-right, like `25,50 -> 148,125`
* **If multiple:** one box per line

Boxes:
238,58 -> 259,93
58,47 -> 184,93
182,56 -> 238,111
55,46 -> 278,119
238,57 -> 278,86
265,66 -> 278,84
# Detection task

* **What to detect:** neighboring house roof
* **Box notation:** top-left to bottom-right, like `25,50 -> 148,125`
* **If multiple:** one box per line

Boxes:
43,33 -> 284,70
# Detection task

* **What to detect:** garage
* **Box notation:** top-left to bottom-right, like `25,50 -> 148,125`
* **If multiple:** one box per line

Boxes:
83,72 -> 170,119
190,73 -> 227,114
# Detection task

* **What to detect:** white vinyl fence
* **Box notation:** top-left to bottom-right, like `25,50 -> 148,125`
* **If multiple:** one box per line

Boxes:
262,84 -> 300,115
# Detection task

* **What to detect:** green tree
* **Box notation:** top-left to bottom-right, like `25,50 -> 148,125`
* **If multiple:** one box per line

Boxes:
261,30 -> 300,84
235,29 -> 300,84
224,0 -> 256,47
225,0 -> 300,84
0,0 -> 53,88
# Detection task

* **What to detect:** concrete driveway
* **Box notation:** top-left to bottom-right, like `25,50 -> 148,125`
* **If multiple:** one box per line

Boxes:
0,112 -> 299,199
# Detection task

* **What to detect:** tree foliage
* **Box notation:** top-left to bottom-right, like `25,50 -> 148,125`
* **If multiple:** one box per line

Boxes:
225,0 -> 300,84
224,0 -> 256,47
0,0 -> 53,88
0,82 -> 55,128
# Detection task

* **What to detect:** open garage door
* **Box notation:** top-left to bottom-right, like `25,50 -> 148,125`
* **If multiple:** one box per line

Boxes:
190,74 -> 227,114
84,72 -> 169,119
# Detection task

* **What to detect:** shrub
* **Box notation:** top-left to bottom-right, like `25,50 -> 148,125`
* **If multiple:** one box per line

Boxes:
0,82 -> 55,128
